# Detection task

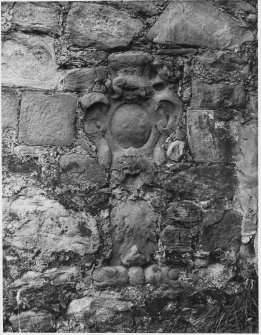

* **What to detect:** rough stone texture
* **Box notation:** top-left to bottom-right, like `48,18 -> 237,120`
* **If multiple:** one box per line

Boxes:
201,210 -> 242,252
187,110 -> 236,162
147,0 -> 254,49
93,266 -> 128,287
58,67 -> 106,92
2,33 -> 62,89
10,311 -> 55,332
191,82 -> 246,109
5,195 -> 100,256
2,1 -> 257,333
12,2 -> 61,34
19,92 -> 77,146
65,3 -> 144,49
1,88 -> 20,129
59,154 -> 107,188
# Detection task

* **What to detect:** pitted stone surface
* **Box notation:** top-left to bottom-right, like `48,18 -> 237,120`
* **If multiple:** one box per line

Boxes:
59,154 -> 107,188
191,82 -> 246,109
10,311 -> 55,333
187,110 -> 235,163
110,201 -> 158,267
2,33 -> 62,89
2,88 -> 20,129
147,0 -> 254,49
19,92 -> 77,146
12,2 -> 61,34
7,195 -> 100,256
161,226 -> 193,253
65,3 -> 144,49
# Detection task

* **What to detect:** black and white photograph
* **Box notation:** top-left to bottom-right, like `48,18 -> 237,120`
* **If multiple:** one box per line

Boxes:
1,0 -> 258,332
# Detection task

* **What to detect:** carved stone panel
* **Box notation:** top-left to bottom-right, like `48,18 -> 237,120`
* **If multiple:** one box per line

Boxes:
80,52 -> 183,169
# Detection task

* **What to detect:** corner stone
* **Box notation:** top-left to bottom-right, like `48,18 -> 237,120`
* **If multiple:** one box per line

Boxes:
65,3 -> 144,50
19,92 -> 77,146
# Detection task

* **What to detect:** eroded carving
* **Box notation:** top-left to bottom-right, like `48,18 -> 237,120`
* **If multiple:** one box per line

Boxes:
110,201 -> 158,267
80,52 -> 183,170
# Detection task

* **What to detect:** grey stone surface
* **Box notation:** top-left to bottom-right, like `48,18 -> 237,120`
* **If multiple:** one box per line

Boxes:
93,266 -> 128,287
65,3 -> 144,49
2,33 -> 62,89
19,92 -> 77,146
12,2 -> 61,34
147,0 -> 254,49
10,311 -> 55,332
1,88 -> 20,129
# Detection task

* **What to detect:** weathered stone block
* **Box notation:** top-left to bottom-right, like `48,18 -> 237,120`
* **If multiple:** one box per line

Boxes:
60,154 -> 107,188
160,165 -> 237,201
147,0 -> 254,49
10,311 -> 55,332
128,266 -> 145,285
13,2 -> 61,34
161,226 -> 193,253
200,210 -> 242,251
2,33 -> 62,89
1,88 -> 20,129
144,265 -> 163,284
191,82 -> 246,109
187,110 -> 236,162
123,1 -> 161,16
65,3 -> 144,49
58,67 -> 105,92
93,266 -> 128,287
7,195 -> 100,256
166,200 -> 203,227
19,92 -> 77,146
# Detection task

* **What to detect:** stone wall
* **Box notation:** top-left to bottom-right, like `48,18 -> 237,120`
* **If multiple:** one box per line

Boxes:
2,0 -> 257,332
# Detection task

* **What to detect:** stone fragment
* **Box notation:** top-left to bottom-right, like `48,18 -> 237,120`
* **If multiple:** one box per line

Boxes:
166,201 -> 203,226
59,154 -> 107,188
200,210 -> 242,251
144,265 -> 163,284
58,67 -> 105,92
93,266 -> 128,287
187,110 -> 236,163
236,122 -> 257,236
10,311 -> 55,332
110,201 -> 158,266
2,33 -> 62,89
19,92 -> 77,146
147,0 -> 254,49
123,1 -> 161,16
7,195 -> 100,255
191,82 -> 246,109
161,226 -> 192,253
67,295 -> 133,323
167,140 -> 185,161
128,266 -> 145,285
12,266 -> 80,288
1,88 -> 20,129
65,3 -> 143,49
13,2 -> 60,34
160,165 -> 237,201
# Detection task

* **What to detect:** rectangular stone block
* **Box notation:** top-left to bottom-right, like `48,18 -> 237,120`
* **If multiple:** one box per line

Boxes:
19,92 -> 77,146
2,88 -> 20,129
191,81 -> 246,109
187,109 -> 236,162
2,33 -> 62,89
12,2 -> 61,34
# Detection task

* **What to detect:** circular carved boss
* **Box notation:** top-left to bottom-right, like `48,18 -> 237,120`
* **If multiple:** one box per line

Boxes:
111,104 -> 151,149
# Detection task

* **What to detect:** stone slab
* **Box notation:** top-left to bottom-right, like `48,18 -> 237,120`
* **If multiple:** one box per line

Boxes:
12,2 -> 61,34
1,88 -> 20,129
65,3 -> 144,49
2,33 -> 62,89
19,92 -> 77,146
